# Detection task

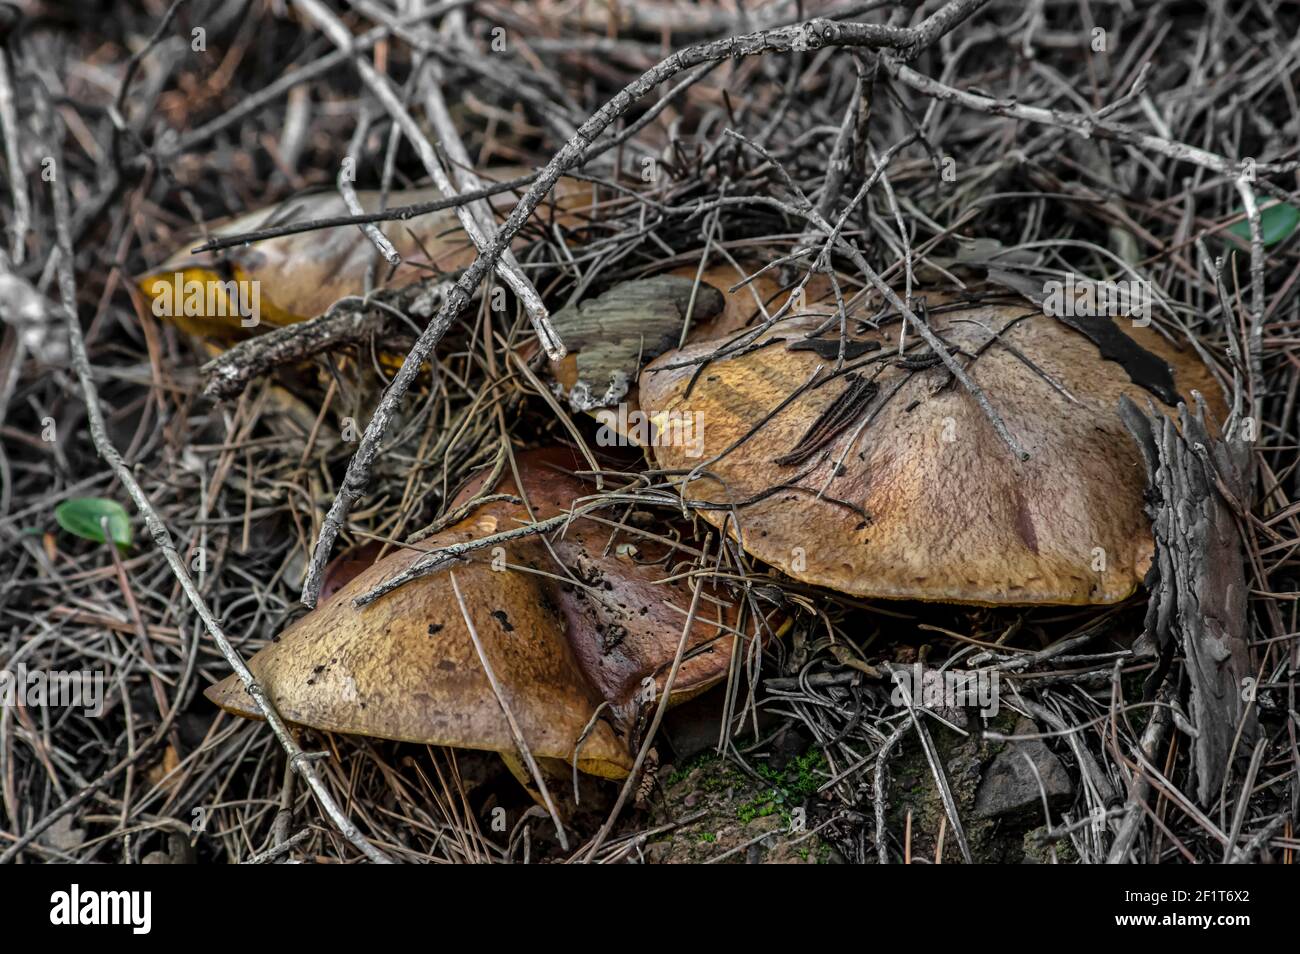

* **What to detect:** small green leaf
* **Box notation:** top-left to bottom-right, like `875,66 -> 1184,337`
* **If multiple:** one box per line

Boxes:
1228,202 -> 1300,247
55,498 -> 133,550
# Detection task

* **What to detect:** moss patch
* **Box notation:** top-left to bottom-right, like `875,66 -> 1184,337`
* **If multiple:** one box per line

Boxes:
646,753 -> 839,864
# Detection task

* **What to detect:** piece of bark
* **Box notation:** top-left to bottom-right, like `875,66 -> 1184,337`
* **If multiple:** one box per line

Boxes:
200,279 -> 438,400
1119,394 -> 1256,804
549,275 -> 724,412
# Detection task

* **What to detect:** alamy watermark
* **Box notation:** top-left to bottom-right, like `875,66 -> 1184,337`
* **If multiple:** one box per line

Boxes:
595,405 -> 705,458
149,272 -> 261,327
1042,273 -> 1151,326
50,884 -> 150,934
0,664 -> 104,717
889,663 -> 1000,717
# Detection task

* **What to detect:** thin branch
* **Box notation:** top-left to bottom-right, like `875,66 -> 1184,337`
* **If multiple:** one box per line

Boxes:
0,50 -> 29,264
35,83 -> 393,865
886,59 -> 1300,179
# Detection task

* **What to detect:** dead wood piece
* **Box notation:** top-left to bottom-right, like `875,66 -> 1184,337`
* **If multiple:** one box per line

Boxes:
550,275 -> 725,411
1119,396 -> 1257,805
201,296 -> 401,400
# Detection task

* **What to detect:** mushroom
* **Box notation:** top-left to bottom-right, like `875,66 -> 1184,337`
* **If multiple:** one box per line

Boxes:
317,541 -> 387,604
205,448 -> 740,778
636,292 -> 1225,605
138,174 -> 585,341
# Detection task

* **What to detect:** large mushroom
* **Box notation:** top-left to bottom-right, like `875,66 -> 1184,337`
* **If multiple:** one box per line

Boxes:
205,448 -> 741,779
637,292 -> 1225,605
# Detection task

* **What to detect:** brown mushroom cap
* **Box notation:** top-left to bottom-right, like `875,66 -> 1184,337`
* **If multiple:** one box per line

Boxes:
205,448 -> 738,777
637,293 -> 1225,606
317,541 -> 387,604
139,173 -> 587,340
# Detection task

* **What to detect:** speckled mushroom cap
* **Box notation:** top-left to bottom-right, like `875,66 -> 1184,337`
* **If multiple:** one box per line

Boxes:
637,294 -> 1226,605
205,449 -> 738,778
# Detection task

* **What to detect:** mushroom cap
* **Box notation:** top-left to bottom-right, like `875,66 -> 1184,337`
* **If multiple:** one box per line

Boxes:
318,541 -> 387,603
205,449 -> 737,777
138,174 -> 586,339
637,293 -> 1225,605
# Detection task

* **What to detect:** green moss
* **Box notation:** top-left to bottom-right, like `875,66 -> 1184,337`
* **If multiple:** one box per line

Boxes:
666,752 -> 718,787
1022,826 -> 1078,864
650,748 -> 836,863
737,750 -> 828,826
736,791 -> 776,824
790,749 -> 827,796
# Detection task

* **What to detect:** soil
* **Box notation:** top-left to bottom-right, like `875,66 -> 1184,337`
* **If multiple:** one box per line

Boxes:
646,751 -> 843,864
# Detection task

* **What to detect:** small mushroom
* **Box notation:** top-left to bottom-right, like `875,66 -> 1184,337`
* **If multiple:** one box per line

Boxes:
206,448 -> 739,778
138,174 -> 585,341
637,293 -> 1225,605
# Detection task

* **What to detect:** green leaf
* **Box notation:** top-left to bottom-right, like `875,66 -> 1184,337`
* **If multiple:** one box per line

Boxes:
54,498 -> 133,550
1228,202 -> 1300,247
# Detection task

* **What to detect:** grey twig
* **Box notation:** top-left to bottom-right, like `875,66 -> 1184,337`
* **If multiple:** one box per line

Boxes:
338,107 -> 401,267
0,51 -> 29,264
35,85 -> 393,865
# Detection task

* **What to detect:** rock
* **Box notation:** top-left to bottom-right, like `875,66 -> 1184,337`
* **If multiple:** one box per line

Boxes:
973,718 -> 1074,819
141,831 -> 195,864
767,723 -> 812,772
40,815 -> 85,854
